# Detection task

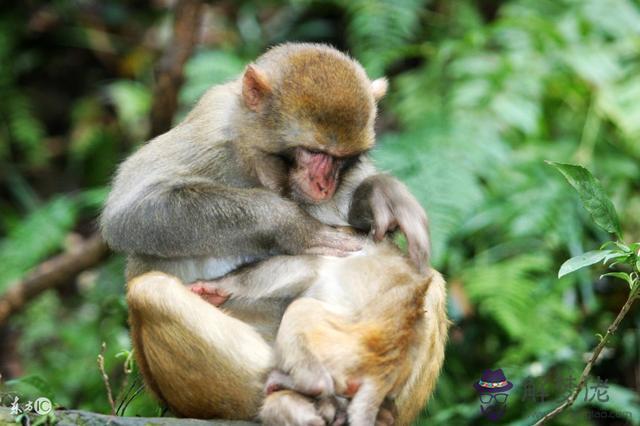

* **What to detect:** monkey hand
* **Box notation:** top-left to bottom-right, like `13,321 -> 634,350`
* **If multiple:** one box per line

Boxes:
374,398 -> 398,426
302,225 -> 365,257
187,281 -> 231,306
351,175 -> 430,272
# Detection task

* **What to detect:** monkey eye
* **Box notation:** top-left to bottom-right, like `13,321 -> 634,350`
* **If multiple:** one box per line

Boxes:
340,153 -> 364,171
274,150 -> 295,166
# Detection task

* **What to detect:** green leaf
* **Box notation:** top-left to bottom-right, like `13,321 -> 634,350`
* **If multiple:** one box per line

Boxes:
602,252 -> 629,264
546,161 -> 621,237
5,375 -> 54,400
601,272 -> 634,289
0,196 -> 79,290
558,250 -> 612,278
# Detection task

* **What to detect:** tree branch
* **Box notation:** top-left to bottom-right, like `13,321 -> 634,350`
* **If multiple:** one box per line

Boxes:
0,234 -> 109,327
533,283 -> 639,425
149,0 -> 204,137
0,407 -> 257,426
0,0 -> 203,327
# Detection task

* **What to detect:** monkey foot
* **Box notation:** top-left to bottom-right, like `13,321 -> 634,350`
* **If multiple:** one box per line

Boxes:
188,281 -> 231,306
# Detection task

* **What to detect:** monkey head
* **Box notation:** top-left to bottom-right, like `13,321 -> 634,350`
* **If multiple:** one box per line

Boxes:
241,43 -> 387,204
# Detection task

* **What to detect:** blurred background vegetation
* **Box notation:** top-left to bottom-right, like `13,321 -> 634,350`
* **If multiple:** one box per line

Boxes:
0,0 -> 639,424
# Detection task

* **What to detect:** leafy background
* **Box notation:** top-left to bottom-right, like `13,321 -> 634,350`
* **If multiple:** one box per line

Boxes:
0,0 -> 639,424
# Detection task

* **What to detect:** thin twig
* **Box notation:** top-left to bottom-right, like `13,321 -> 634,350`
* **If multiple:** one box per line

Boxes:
97,342 -> 116,415
533,285 -> 639,425
0,234 -> 109,327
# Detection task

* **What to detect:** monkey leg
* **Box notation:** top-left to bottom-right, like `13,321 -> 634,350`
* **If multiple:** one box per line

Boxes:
394,269 -> 449,425
348,378 -> 387,426
127,272 -> 273,420
274,297 -> 351,397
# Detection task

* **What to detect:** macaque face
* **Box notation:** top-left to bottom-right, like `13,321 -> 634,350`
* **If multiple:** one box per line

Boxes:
289,148 -> 341,203
271,116 -> 371,204
242,52 -> 387,203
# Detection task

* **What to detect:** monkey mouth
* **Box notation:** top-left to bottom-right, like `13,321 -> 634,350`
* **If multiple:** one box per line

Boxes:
295,148 -> 339,202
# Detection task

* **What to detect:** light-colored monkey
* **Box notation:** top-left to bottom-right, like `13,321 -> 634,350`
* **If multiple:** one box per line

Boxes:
102,43 -> 446,423
195,241 -> 447,425
127,253 -> 447,425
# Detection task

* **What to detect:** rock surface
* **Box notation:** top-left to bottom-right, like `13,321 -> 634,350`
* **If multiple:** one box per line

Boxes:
0,407 -> 259,425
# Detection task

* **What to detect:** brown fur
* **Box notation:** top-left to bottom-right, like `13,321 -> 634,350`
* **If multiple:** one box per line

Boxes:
250,43 -> 379,157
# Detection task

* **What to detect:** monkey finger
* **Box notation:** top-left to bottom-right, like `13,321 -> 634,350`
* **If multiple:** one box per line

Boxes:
376,398 -> 398,426
375,408 -> 395,426
327,236 -> 364,252
396,210 -> 430,270
373,214 -> 395,242
201,293 -> 231,306
188,281 -> 231,306
304,247 -> 355,257
265,370 -> 295,395
316,397 -> 346,425
405,229 -> 430,271
312,229 -> 365,253
261,391 -> 325,426
408,240 -> 429,274
331,412 -> 348,426
368,187 -> 393,238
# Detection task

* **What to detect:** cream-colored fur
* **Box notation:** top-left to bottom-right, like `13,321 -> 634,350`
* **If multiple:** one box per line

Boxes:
127,244 -> 447,424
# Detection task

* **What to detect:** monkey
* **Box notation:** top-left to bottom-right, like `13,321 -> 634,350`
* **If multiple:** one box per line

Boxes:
102,43 -> 445,422
101,43 -> 430,281
127,257 -> 447,425
191,240 -> 446,426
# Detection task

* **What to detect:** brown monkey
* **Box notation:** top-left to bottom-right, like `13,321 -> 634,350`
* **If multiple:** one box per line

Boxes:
196,240 -> 447,425
102,43 -> 443,422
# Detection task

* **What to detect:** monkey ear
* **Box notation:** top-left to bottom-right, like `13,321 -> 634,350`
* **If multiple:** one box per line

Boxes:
242,65 -> 272,112
371,77 -> 388,101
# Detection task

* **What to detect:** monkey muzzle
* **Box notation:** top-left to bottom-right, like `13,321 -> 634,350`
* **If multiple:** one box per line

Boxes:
294,148 -> 339,202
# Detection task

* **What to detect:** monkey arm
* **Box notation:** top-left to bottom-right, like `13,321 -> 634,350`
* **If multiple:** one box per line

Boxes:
216,255 -> 322,300
348,173 -> 431,271
101,176 -> 319,258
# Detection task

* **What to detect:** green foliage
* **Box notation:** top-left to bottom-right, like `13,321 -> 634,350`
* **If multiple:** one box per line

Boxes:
541,161 -> 639,423
107,81 -> 152,141
548,162 -> 621,238
340,0 -> 429,75
0,197 -> 78,290
181,50 -> 247,107
558,250 -> 613,279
